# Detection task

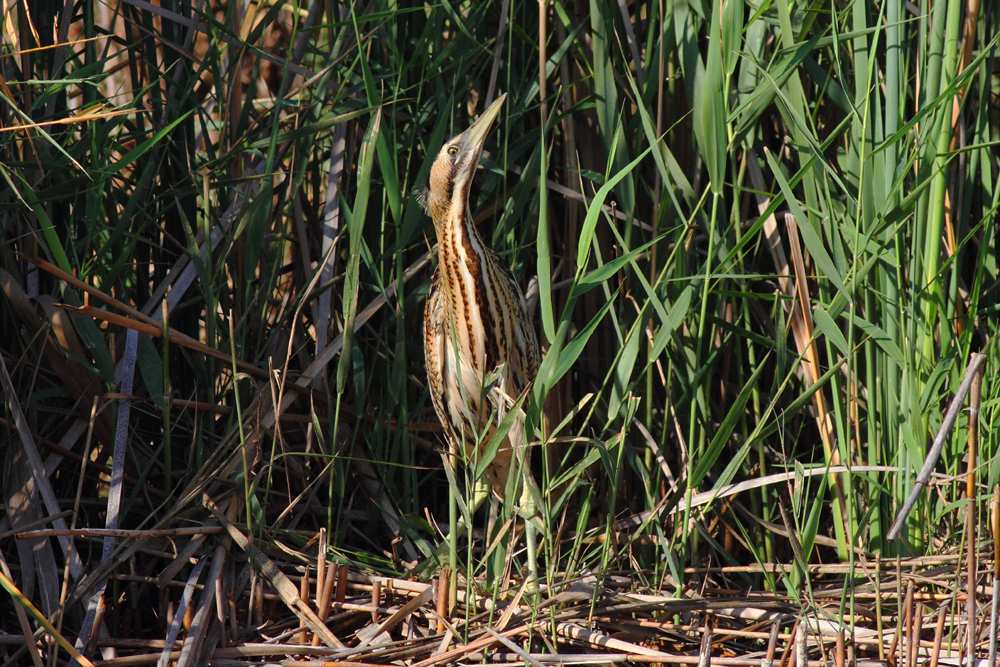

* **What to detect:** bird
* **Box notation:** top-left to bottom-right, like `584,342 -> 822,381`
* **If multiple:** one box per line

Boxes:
419,93 -> 543,591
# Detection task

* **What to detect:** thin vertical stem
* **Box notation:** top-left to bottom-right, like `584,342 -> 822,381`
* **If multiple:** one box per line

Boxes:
538,0 -> 547,126
965,364 -> 983,664
161,300 -> 172,493
989,485 -> 999,667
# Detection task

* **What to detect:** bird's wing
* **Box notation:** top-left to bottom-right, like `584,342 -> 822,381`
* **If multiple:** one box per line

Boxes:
486,250 -> 541,390
424,268 -> 455,448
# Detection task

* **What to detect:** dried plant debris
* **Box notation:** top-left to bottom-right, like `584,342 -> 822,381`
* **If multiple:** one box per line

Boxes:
3,528 -> 1000,666
2,0 -> 1000,663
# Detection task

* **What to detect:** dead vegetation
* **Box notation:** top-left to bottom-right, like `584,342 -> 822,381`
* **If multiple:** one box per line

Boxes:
2,0 -> 1000,664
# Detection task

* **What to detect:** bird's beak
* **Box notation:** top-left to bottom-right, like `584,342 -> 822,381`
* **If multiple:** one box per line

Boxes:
460,93 -> 506,163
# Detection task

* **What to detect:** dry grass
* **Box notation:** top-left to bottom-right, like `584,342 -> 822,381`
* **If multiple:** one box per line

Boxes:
2,0 -> 999,663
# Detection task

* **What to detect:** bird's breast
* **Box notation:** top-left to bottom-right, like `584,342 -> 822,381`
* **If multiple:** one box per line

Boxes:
428,209 -> 539,431
438,219 -> 504,371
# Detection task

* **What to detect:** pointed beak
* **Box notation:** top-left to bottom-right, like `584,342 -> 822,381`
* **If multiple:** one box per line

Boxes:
459,93 -> 506,163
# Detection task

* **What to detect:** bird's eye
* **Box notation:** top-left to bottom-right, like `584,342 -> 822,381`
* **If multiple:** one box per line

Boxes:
447,146 -> 458,156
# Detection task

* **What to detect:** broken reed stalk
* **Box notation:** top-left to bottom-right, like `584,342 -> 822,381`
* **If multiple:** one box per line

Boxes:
371,579 -> 381,624
912,600 -> 924,667
436,569 -> 449,633
763,619 -> 781,667
697,615 -> 713,667
298,564 -> 310,644
215,573 -> 226,649
794,621 -> 808,667
312,560 -> 336,646
336,564 -> 350,605
316,527 -> 327,611
931,603 -> 946,667
777,619 -> 797,667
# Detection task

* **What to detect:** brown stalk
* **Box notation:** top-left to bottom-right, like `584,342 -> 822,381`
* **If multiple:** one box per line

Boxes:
371,579 -> 381,625
253,577 -> 263,629
298,564 -> 310,644
911,601 -> 924,667
335,564 -> 349,605
84,596 -> 105,658
697,615 -> 714,667
0,511 -> 71,541
435,569 -> 449,633
311,556 -> 337,646
765,618 -> 782,666
315,526 -> 327,614
784,214 -> 848,525
776,619 -> 797,667
930,603 -> 946,667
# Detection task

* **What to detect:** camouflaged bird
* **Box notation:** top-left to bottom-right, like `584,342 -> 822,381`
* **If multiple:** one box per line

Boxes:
420,93 -> 540,499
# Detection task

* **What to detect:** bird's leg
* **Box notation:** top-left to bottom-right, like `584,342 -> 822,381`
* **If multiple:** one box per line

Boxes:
440,475 -> 491,569
447,447 -> 458,571
410,473 -> 492,582
512,416 -> 543,599
518,477 -> 541,597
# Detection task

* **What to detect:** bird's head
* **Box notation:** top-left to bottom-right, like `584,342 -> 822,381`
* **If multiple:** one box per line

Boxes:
420,93 -> 506,228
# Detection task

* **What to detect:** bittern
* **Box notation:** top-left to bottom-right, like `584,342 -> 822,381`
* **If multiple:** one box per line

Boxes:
421,93 -> 543,591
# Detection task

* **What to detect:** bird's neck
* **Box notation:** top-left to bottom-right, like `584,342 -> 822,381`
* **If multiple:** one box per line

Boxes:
432,204 -> 502,375
434,206 -> 493,282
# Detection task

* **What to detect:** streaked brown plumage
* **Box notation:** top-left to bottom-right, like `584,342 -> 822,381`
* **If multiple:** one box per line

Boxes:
422,94 -> 540,500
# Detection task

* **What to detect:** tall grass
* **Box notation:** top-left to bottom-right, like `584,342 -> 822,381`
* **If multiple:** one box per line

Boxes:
1,0 -> 998,619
